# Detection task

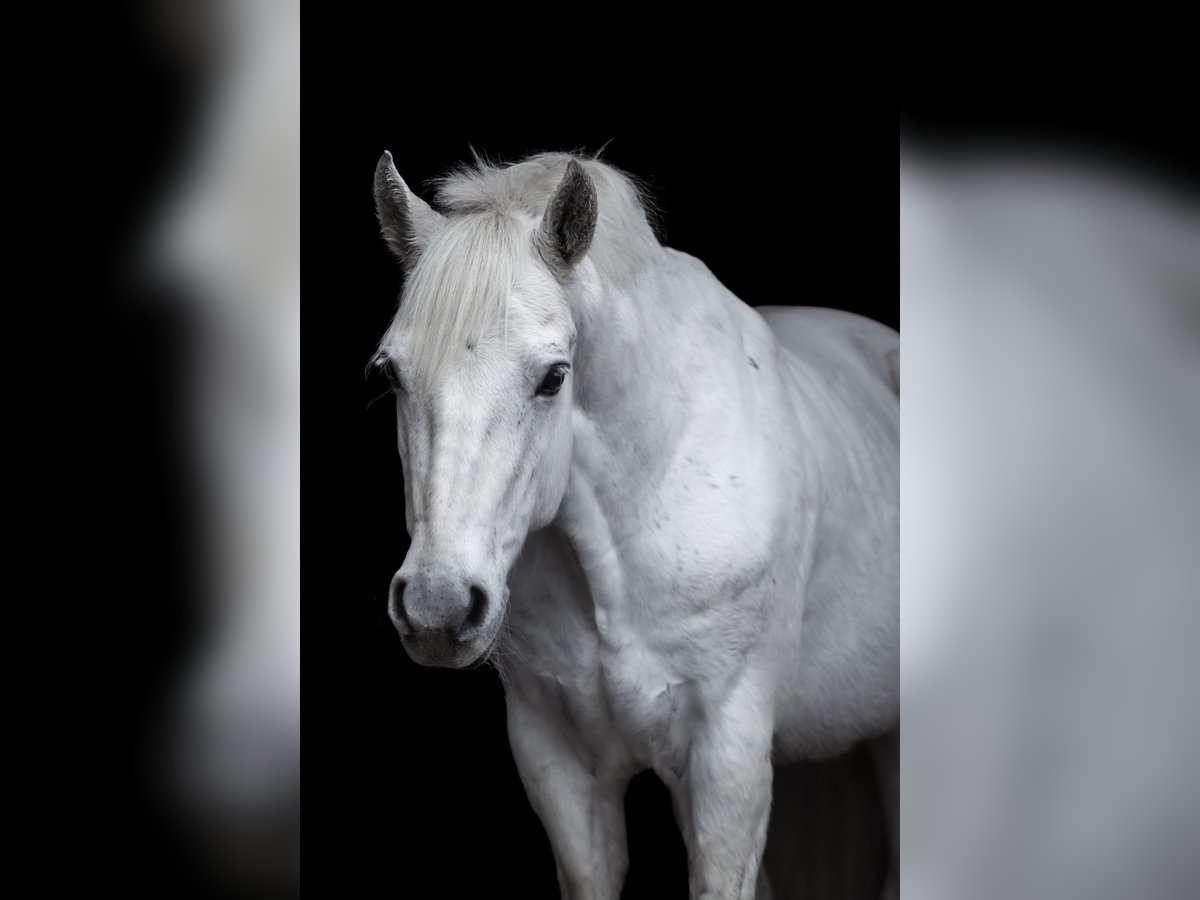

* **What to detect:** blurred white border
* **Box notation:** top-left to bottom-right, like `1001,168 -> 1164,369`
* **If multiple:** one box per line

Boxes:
901,148 -> 1200,899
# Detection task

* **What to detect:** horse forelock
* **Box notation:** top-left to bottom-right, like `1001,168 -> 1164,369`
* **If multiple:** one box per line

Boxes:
376,153 -> 660,376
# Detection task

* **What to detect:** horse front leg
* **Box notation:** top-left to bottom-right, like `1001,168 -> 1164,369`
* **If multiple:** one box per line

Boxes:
678,675 -> 775,900
506,695 -> 629,900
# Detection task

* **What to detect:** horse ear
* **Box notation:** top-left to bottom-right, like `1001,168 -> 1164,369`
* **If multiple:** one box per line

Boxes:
536,159 -> 598,279
374,151 -> 443,269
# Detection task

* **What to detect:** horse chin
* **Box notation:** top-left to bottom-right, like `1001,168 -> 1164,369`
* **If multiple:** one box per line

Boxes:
399,617 -> 503,670
467,617 -> 505,666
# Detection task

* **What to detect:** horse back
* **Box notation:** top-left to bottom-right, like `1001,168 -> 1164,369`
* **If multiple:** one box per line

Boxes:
755,306 -> 899,400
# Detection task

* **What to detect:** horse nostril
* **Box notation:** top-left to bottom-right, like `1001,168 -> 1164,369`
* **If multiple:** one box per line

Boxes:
389,577 -> 411,633
459,585 -> 488,639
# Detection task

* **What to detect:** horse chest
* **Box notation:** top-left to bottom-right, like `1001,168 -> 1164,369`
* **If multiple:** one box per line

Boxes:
508,524 -> 767,776
593,631 -> 702,776
515,621 -> 697,778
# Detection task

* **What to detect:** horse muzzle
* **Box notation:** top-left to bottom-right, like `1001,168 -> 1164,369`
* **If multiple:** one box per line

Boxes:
388,569 -> 502,668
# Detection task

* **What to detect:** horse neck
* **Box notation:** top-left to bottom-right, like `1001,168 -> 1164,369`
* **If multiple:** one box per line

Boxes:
562,245 -> 745,527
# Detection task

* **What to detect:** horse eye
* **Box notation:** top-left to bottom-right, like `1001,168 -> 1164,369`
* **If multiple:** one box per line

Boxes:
536,364 -> 569,397
384,361 -> 404,392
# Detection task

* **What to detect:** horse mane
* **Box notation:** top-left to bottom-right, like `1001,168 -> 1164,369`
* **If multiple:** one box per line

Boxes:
432,152 -> 660,283
376,153 -> 660,376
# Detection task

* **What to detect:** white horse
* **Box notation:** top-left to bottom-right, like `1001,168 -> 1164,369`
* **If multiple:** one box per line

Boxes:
372,152 -> 899,900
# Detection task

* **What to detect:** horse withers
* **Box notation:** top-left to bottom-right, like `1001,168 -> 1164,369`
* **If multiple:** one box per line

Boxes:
372,152 -> 899,900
